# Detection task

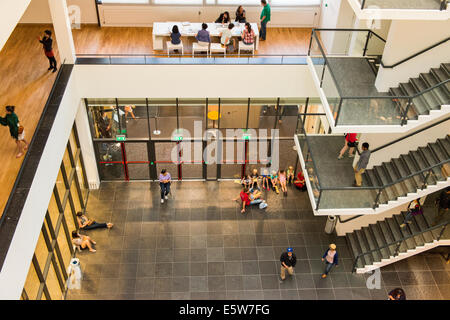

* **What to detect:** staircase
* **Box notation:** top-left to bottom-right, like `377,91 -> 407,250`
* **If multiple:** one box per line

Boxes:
389,63 -> 450,121
362,135 -> 450,207
346,205 -> 450,273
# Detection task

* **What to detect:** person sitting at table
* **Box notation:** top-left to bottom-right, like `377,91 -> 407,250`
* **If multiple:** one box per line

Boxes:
215,11 -> 231,24
242,22 -> 255,45
235,6 -> 246,23
220,23 -> 235,52
170,25 -> 181,45
196,23 -> 211,46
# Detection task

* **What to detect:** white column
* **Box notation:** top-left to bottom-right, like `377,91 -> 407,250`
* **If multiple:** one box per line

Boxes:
48,0 -> 76,64
75,100 -> 100,189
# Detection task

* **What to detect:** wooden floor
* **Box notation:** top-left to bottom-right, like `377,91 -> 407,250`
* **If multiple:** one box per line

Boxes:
0,24 -> 312,217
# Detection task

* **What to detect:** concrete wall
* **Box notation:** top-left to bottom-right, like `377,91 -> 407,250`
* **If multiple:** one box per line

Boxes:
375,19 -> 450,91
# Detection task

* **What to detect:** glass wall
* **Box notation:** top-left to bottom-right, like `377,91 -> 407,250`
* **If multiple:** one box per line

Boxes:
86,97 -> 327,181
21,124 -> 89,300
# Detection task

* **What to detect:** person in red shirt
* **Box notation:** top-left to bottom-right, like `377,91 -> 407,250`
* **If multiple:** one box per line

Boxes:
338,133 -> 357,159
233,187 -> 265,213
294,172 -> 306,191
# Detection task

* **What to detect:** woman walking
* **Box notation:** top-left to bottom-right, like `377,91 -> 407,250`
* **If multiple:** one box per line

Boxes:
0,106 -> 29,158
159,169 -> 171,204
321,243 -> 338,278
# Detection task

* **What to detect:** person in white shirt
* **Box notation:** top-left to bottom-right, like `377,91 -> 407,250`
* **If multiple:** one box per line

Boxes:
220,23 -> 235,52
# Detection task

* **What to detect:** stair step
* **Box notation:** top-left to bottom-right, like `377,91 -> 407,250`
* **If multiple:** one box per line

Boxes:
347,233 -> 366,269
386,217 -> 409,253
392,158 -> 418,193
378,220 -> 397,256
422,211 -> 443,239
355,229 -> 374,265
400,82 -> 431,115
399,211 -> 426,247
365,169 -> 388,204
384,162 -> 408,197
429,142 -> 448,163
420,73 -> 450,105
409,150 -> 437,186
413,214 -> 435,244
362,226 -> 382,262
374,166 -> 398,201
389,87 -> 418,120
393,213 -> 419,249
399,154 -> 424,188
431,68 -> 450,95
410,77 -> 441,111
418,147 -> 445,182
437,138 -> 450,158
370,223 -> 391,259
442,63 -> 450,77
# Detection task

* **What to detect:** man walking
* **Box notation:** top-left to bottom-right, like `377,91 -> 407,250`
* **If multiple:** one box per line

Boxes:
38,30 -> 57,73
279,247 -> 296,281
354,142 -> 370,187
260,0 -> 271,41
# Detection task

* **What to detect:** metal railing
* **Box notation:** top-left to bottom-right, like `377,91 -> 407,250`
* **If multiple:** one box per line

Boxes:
352,218 -> 449,272
297,116 -> 450,211
360,0 -> 447,10
76,53 -> 308,65
308,29 -> 450,126
381,37 -> 450,68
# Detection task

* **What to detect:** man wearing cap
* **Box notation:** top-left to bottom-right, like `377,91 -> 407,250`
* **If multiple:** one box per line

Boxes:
321,244 -> 338,278
279,247 -> 296,281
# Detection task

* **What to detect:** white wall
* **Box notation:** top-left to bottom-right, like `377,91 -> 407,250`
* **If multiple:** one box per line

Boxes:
19,1 -> 320,27
355,116 -> 450,170
98,4 -> 320,27
0,0 -> 31,51
0,74 -> 80,300
20,0 -> 98,24
375,19 -> 450,91
72,64 -> 319,98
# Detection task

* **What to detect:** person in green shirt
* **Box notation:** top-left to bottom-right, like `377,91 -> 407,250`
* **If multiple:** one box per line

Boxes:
260,0 -> 271,41
0,105 -> 29,158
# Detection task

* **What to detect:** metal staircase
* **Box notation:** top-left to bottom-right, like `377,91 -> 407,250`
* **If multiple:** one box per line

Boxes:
346,201 -> 449,273
389,63 -> 450,122
362,135 -> 450,206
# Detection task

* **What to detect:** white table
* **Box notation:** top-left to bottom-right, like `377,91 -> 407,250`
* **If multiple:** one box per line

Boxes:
152,22 -> 260,52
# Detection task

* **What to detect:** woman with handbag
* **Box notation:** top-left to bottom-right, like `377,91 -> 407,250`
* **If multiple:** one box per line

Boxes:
0,105 -> 29,158
338,133 -> 358,159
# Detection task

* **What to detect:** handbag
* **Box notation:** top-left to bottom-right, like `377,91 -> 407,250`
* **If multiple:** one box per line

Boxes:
18,125 -> 24,134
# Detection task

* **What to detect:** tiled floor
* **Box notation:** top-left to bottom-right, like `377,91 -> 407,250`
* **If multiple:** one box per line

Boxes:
66,181 -> 450,300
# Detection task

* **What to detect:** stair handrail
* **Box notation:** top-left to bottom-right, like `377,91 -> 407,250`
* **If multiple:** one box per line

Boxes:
352,218 -> 449,272
381,37 -> 450,69
371,117 -> 450,153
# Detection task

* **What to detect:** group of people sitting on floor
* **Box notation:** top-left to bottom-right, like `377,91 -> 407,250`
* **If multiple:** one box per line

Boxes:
71,211 -> 113,253
234,166 -> 307,213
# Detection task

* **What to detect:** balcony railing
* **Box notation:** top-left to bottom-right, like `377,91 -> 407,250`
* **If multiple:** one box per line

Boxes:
308,29 -> 450,127
296,116 -> 450,210
76,53 -> 308,65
